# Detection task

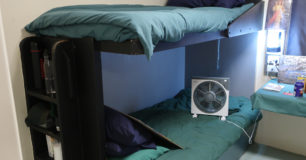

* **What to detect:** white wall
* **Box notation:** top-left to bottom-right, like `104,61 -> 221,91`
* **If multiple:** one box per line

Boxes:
254,0 -> 270,90
0,0 -> 167,160
0,7 -> 22,160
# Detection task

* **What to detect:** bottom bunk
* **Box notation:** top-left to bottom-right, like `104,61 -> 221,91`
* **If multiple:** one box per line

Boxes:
107,89 -> 261,160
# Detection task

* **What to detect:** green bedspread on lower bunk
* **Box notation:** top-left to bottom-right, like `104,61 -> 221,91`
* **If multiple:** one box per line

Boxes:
25,4 -> 253,59
129,89 -> 260,160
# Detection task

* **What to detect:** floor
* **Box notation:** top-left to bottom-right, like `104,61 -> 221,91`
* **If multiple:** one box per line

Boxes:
240,143 -> 306,160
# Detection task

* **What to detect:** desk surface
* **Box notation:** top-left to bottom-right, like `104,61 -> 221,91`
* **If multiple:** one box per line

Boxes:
251,79 -> 306,118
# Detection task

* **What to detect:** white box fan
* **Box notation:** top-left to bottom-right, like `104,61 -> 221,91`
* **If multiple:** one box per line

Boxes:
191,77 -> 229,120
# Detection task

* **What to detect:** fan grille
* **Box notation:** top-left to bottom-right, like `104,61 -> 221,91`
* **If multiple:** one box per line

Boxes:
193,81 -> 227,113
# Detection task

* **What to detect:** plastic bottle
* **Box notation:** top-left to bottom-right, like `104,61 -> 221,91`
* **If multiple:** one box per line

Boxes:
294,80 -> 304,97
43,50 -> 56,97
30,42 -> 44,89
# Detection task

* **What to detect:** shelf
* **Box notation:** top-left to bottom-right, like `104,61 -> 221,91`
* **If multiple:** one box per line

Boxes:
30,124 -> 61,140
27,90 -> 57,104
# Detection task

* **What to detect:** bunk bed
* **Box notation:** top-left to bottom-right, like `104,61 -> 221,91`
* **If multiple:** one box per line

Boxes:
20,0 -> 264,159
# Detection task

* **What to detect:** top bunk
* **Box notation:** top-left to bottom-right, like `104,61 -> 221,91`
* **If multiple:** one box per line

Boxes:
25,0 -> 264,59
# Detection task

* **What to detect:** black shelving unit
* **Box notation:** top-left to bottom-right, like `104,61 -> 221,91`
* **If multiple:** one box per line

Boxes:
36,152 -> 55,160
29,124 -> 61,141
27,90 -> 57,104
20,37 -> 86,160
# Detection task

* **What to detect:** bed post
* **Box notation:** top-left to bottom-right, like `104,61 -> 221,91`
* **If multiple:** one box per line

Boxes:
73,38 -> 105,160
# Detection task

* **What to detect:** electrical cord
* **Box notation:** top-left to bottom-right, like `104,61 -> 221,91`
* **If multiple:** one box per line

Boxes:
225,111 -> 261,144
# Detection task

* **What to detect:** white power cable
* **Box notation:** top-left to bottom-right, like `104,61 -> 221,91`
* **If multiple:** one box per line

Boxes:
225,112 -> 261,144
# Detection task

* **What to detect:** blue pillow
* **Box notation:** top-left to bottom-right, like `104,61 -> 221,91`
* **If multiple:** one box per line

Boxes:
166,0 -> 246,8
166,0 -> 214,8
215,0 -> 246,8
105,142 -> 141,157
105,107 -> 156,157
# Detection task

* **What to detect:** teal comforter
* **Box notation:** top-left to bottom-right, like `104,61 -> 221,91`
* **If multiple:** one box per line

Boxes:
25,4 -> 253,59
130,89 -> 261,160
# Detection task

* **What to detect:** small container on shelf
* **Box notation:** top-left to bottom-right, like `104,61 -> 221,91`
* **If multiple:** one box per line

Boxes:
46,135 -> 54,158
294,80 -> 304,97
52,139 -> 63,160
46,135 -> 63,160
30,41 -> 44,90
297,75 -> 306,93
43,50 -> 56,97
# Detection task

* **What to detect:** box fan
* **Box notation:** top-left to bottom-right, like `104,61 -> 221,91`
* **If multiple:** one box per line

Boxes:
191,77 -> 229,121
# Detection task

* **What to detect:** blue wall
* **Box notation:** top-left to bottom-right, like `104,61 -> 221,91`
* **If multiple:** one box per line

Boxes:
101,33 -> 258,113
186,33 -> 258,97
101,48 -> 185,113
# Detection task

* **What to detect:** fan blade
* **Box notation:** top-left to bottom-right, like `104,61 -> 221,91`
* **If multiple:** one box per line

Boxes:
201,83 -> 208,91
197,88 -> 207,95
207,102 -> 218,112
209,82 -> 212,91
216,94 -> 226,102
211,83 -> 220,93
209,102 -> 215,108
215,99 -> 222,106
212,101 -> 221,109
200,101 -> 209,108
197,96 -> 206,103
215,89 -> 224,95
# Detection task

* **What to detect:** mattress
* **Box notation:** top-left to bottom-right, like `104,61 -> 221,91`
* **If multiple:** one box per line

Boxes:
130,89 -> 261,160
25,4 -> 253,59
